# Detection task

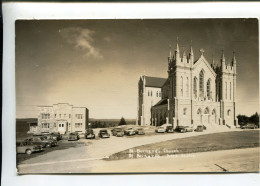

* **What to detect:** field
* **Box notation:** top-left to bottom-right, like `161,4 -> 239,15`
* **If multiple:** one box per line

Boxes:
108,130 -> 260,160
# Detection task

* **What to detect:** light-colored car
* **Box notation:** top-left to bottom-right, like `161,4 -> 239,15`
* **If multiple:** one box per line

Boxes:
124,128 -> 136,136
135,128 -> 145,135
155,126 -> 166,133
16,141 -> 43,155
184,126 -> 193,132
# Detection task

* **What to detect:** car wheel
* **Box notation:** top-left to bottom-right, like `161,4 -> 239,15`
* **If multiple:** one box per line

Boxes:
26,149 -> 32,155
46,143 -> 51,148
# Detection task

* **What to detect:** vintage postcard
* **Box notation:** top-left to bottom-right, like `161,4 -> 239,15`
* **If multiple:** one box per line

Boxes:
14,18 -> 259,174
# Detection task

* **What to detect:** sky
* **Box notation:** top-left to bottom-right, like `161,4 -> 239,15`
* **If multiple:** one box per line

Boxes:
15,19 -> 259,119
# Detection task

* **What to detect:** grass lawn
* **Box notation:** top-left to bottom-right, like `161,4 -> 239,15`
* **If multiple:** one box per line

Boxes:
108,130 -> 260,161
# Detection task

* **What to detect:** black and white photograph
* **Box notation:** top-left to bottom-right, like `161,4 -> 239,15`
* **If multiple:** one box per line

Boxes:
14,18 -> 259,174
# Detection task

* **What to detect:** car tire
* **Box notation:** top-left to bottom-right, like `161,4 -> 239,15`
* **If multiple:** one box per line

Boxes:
46,143 -> 51,148
26,149 -> 32,155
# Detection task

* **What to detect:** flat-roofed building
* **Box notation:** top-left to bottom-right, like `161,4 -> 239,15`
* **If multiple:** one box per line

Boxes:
37,103 -> 89,134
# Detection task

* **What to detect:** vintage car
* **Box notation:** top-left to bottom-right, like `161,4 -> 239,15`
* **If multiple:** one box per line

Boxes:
241,123 -> 258,129
155,126 -> 166,133
135,128 -> 145,135
25,136 -> 57,148
194,125 -> 204,132
111,128 -> 123,136
85,129 -> 95,139
175,126 -> 186,133
124,128 -> 136,136
165,126 -> 174,133
50,132 -> 62,141
16,141 -> 43,155
184,126 -> 193,132
112,128 -> 124,137
68,132 -> 80,141
98,129 -> 110,138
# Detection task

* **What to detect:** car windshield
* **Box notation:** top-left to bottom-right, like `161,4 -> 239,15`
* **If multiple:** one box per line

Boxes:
100,130 -> 107,133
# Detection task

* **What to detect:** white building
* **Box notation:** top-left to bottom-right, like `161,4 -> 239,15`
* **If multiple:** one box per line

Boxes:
137,41 -> 238,129
36,103 -> 89,134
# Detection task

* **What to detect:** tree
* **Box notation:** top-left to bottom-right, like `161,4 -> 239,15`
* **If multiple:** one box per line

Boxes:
249,112 -> 259,127
118,117 -> 126,125
237,114 -> 249,125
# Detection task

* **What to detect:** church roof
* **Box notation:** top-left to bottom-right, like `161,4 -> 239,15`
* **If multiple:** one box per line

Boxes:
145,76 -> 167,88
153,98 -> 168,107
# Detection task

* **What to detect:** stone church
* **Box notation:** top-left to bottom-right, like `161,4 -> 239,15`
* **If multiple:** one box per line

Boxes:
137,41 -> 238,129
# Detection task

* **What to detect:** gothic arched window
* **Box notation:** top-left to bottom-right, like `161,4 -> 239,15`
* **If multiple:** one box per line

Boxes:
230,82 -> 232,100
181,76 -> 183,97
199,70 -> 204,98
186,77 -> 189,97
207,79 -> 211,99
204,107 -> 209,114
193,77 -> 197,98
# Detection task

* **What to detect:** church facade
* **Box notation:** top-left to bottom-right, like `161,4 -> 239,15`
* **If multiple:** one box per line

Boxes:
137,41 -> 238,129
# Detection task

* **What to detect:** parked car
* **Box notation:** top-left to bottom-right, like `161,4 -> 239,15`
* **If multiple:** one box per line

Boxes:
124,128 -> 136,136
50,132 -> 62,141
184,126 -> 193,132
111,128 -> 123,136
165,126 -> 174,133
68,132 -> 80,141
175,126 -> 186,133
85,129 -> 95,139
25,136 -> 56,148
16,141 -> 43,155
241,123 -> 258,129
34,134 -> 58,142
195,125 -> 204,132
155,126 -> 166,133
98,129 -> 110,138
135,128 -> 145,135
113,128 -> 125,137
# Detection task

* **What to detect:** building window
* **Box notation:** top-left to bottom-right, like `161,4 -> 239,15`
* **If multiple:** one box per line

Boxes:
197,109 -> 202,115
41,114 -> 50,119
55,114 -> 56,118
225,82 -> 227,99
62,124 -> 64,127
183,108 -> 187,115
227,109 -> 231,117
204,108 -> 209,114
186,77 -> 189,97
42,123 -> 49,128
199,70 -> 204,98
69,114 -> 71,118
212,109 -> 216,115
151,91 -> 152,96
75,123 -> 83,128
193,77 -> 197,98
54,123 -> 56,128
230,82 -> 232,100
75,114 -> 83,119
181,76 -> 183,97
207,79 -> 211,99
148,91 -> 150,96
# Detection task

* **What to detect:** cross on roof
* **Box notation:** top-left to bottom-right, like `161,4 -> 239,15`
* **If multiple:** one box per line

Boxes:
199,48 -> 205,55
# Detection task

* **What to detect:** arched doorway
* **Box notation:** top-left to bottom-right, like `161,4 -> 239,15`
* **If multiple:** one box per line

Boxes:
212,109 -> 216,124
202,107 -> 210,126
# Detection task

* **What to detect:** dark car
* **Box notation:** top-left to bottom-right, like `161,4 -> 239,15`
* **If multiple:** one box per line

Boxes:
135,128 -> 145,135
85,129 -> 95,139
16,141 -> 43,155
241,123 -> 257,129
34,134 -> 58,142
195,125 -> 204,132
68,132 -> 80,141
165,126 -> 174,133
175,126 -> 186,133
25,136 -> 56,148
98,129 -> 110,138
50,132 -> 62,141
